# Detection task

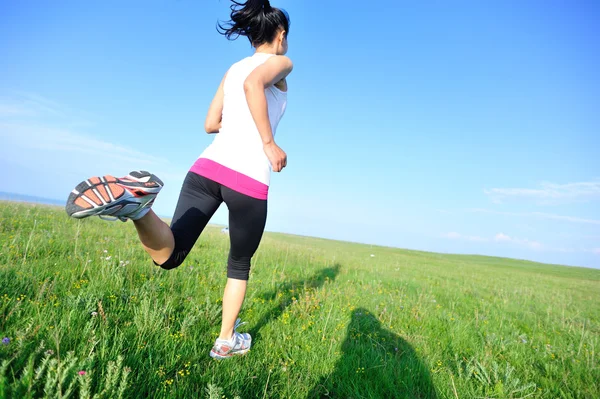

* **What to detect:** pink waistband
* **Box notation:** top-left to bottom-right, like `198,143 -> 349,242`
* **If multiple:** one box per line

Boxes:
189,158 -> 268,200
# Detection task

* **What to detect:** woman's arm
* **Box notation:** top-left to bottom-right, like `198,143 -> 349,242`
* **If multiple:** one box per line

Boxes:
204,72 -> 228,134
243,55 -> 293,145
244,56 -> 293,172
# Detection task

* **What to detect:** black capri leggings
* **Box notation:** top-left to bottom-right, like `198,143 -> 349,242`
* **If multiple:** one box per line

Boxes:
155,171 -> 267,280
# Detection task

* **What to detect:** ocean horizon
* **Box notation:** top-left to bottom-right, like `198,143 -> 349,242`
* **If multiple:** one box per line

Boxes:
0,191 -> 66,207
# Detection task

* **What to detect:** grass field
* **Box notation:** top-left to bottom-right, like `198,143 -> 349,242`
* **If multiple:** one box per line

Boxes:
0,201 -> 598,398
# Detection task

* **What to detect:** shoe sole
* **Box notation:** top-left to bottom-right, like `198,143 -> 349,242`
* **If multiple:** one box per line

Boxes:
209,348 -> 250,360
65,172 -> 163,219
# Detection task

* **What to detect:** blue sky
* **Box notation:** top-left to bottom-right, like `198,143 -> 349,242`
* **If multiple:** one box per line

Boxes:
1,0 -> 599,268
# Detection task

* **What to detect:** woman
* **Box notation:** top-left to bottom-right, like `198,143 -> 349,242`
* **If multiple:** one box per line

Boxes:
65,0 -> 292,360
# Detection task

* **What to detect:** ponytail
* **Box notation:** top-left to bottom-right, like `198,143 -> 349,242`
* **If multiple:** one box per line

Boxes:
217,0 -> 290,47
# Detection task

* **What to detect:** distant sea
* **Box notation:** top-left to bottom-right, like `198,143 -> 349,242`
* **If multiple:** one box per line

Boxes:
0,192 -> 65,207
0,192 -> 178,220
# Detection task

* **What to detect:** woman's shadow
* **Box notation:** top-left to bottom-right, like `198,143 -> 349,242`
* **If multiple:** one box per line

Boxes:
308,308 -> 438,399
249,264 -> 341,344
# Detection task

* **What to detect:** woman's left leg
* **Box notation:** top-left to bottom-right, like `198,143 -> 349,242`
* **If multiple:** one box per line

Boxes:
209,186 -> 267,358
220,186 -> 267,339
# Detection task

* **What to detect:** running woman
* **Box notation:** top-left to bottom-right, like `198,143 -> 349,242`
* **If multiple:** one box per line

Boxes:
64,0 -> 292,360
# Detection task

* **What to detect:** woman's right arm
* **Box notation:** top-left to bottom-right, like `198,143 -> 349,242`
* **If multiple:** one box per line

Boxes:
204,72 -> 228,134
244,55 -> 293,172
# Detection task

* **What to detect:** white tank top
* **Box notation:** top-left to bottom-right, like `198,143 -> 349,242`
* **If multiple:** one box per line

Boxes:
197,52 -> 288,186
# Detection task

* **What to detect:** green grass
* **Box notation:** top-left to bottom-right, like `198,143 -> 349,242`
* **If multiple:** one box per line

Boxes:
0,201 -> 598,398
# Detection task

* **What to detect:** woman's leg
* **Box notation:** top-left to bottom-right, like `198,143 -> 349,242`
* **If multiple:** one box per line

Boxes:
133,210 -> 176,265
146,172 -> 223,269
218,186 -> 268,340
65,169 -> 222,268
219,279 -> 249,340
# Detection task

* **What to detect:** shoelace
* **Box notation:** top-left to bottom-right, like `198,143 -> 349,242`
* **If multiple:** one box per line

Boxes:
234,318 -> 247,332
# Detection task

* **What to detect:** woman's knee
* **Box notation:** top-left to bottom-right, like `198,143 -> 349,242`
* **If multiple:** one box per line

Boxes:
154,248 -> 189,270
227,255 -> 252,280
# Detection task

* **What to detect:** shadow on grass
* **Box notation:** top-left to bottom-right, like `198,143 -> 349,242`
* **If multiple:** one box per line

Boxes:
308,308 -> 438,399
248,264 -> 341,344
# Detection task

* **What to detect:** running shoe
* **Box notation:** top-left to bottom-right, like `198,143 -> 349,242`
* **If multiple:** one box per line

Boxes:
210,319 -> 252,360
65,171 -> 163,222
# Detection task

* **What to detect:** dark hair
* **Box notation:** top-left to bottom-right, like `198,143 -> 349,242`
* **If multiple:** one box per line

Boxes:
217,0 -> 290,47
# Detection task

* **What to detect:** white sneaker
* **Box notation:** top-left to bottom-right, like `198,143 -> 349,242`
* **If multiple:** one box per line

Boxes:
210,319 -> 252,360
65,171 -> 163,222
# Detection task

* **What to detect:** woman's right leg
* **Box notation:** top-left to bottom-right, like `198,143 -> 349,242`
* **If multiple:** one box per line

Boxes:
139,171 -> 223,269
132,210 -> 175,265
65,170 -> 222,268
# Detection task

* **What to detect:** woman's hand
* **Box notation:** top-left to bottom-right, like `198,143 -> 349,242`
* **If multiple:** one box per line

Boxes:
263,141 -> 287,172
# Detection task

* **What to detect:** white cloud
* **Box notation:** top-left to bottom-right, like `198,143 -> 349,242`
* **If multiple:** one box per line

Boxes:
444,232 -> 462,239
434,209 -> 453,214
554,248 -> 576,253
0,93 -> 186,217
2,92 -> 66,117
494,233 -> 511,242
494,232 -> 543,250
469,208 -> 600,226
466,235 -> 488,242
0,122 -> 169,166
443,231 -> 543,250
442,232 -> 489,242
0,92 -> 94,127
443,230 -> 598,255
0,92 -> 168,168
531,212 -> 600,226
0,104 -> 36,117
443,232 -> 489,242
485,181 -> 600,204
